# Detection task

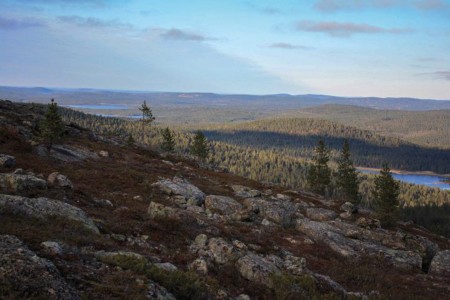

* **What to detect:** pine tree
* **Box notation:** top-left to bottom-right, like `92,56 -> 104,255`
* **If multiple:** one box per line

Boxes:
190,131 -> 209,161
307,139 -> 331,195
126,134 -> 135,147
373,163 -> 400,226
40,99 -> 65,150
161,127 -> 175,152
138,100 -> 155,142
336,139 -> 360,204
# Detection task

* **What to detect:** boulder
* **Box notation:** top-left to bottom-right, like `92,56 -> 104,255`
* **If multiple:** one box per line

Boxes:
0,235 -> 80,299
0,154 -> 16,168
41,241 -> 64,256
38,144 -> 99,162
429,250 -> 450,277
283,255 -> 307,276
305,208 -> 337,221
340,202 -> 356,213
0,194 -> 99,234
208,237 -> 240,264
231,185 -> 261,198
98,150 -> 109,157
244,198 -> 298,226
356,217 -> 381,229
235,254 -> 280,287
154,262 -> 178,272
152,177 -> 205,205
147,202 -> 177,219
0,173 -> 47,193
205,195 -> 243,215
194,234 -> 208,248
147,281 -> 176,300
189,258 -> 209,275
47,172 -> 74,189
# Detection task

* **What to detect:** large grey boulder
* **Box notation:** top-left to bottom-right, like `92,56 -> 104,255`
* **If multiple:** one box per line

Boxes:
429,250 -> 450,277
235,254 -> 280,287
0,235 -> 80,299
147,281 -> 176,300
231,185 -> 261,198
37,144 -> 99,162
205,195 -> 243,215
147,202 -> 178,219
0,154 -> 16,168
244,198 -> 298,226
152,177 -> 205,206
0,173 -> 47,193
0,194 -> 99,234
305,207 -> 337,221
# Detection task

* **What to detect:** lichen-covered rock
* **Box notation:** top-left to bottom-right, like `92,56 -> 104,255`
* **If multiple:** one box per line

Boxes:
48,172 -> 74,189
189,258 -> 209,275
340,202 -> 356,213
429,250 -> 450,277
305,207 -> 337,221
0,154 -> 16,168
0,173 -> 47,193
154,262 -> 178,272
152,176 -> 205,205
147,202 -> 177,219
41,241 -> 64,256
244,198 -> 298,226
208,237 -> 240,264
147,281 -> 177,300
95,250 -> 145,262
0,235 -> 80,299
37,144 -> 99,162
205,195 -> 243,215
283,255 -> 307,276
236,254 -> 280,287
0,194 -> 99,234
356,217 -> 381,229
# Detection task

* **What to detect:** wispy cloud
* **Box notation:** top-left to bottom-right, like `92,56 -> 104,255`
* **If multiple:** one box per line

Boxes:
58,16 -> 132,30
420,71 -> 450,80
0,15 -> 46,30
161,28 -> 216,42
245,2 -> 282,15
268,42 -> 313,50
314,0 -> 449,12
296,21 -> 414,37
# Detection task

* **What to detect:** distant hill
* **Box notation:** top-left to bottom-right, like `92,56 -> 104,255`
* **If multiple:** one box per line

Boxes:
283,104 -> 450,149
1,86 -> 449,112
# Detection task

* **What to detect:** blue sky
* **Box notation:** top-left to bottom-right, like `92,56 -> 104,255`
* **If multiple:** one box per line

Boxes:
0,0 -> 449,99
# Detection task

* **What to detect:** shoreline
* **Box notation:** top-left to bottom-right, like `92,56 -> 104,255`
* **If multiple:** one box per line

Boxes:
356,167 -> 450,179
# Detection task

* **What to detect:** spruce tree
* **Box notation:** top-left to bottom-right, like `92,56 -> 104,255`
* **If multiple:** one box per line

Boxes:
161,127 -> 175,153
373,163 -> 400,226
190,131 -> 209,161
336,139 -> 360,204
138,100 -> 155,142
307,139 -> 331,195
40,99 -> 65,150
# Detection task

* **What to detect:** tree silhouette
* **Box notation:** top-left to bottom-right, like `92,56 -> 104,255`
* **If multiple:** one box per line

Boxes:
307,139 -> 331,195
190,131 -> 209,161
373,163 -> 400,226
40,99 -> 65,151
336,139 -> 360,204
161,127 -> 175,152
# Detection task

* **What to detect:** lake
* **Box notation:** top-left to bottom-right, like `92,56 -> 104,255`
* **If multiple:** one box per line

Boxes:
359,169 -> 450,190
65,104 -> 129,110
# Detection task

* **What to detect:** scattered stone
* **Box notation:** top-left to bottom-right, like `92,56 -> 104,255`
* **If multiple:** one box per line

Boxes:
356,217 -> 381,229
47,172 -> 74,189
283,255 -> 307,275
41,241 -> 64,256
235,294 -> 251,300
429,250 -> 450,277
276,193 -> 291,201
305,207 -> 337,221
194,234 -> 208,248
93,198 -> 114,208
147,202 -> 177,219
205,195 -> 243,215
0,194 -> 99,234
152,176 -> 205,205
0,173 -> 47,193
154,262 -> 178,272
189,258 -> 209,275
110,233 -> 126,242
98,150 -> 109,157
95,250 -> 145,261
208,237 -> 240,264
231,185 -> 261,198
236,253 -> 280,287
0,154 -> 16,168
0,235 -> 80,299
133,195 -> 144,201
244,198 -> 298,226
340,202 -> 356,213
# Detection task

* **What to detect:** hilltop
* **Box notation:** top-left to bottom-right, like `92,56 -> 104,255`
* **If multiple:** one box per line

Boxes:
0,99 -> 449,299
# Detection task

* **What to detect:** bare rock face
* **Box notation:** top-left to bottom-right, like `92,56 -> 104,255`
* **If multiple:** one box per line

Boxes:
0,154 -> 16,168
236,254 -> 280,287
205,195 -> 243,215
48,172 -> 74,189
37,144 -> 99,162
152,176 -> 205,206
305,207 -> 337,222
0,235 -> 80,299
0,194 -> 99,234
0,173 -> 47,193
429,250 -> 450,277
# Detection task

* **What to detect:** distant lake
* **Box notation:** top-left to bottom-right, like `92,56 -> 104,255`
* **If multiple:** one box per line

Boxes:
65,104 -> 129,110
359,169 -> 450,190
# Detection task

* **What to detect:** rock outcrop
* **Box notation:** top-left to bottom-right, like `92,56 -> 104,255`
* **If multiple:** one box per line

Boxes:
0,235 -> 80,299
0,194 -> 99,234
428,250 -> 450,277
0,154 -> 16,168
48,172 -> 74,189
205,195 -> 243,215
235,253 -> 280,287
0,173 -> 47,193
152,176 -> 205,206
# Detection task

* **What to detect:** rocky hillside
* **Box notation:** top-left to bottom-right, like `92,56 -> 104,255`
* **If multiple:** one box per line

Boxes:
0,99 -> 449,300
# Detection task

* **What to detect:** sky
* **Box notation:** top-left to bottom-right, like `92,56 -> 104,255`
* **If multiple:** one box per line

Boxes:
0,0 -> 449,99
